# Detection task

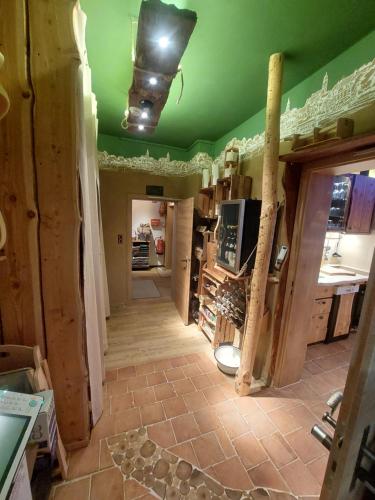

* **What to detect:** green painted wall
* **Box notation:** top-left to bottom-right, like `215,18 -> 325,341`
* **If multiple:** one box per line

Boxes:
98,133 -> 214,161
213,30 -> 375,157
99,30 -> 375,161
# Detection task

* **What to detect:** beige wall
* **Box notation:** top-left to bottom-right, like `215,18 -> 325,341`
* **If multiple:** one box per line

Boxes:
100,169 -> 201,309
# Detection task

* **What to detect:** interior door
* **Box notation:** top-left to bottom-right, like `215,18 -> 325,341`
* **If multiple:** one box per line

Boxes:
319,251 -> 375,499
172,197 -> 194,325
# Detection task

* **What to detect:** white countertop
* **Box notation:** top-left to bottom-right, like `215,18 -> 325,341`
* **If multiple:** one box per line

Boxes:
318,273 -> 368,285
318,266 -> 368,285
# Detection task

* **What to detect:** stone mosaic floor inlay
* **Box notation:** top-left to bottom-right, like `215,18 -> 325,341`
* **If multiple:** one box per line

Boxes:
106,428 -> 297,500
51,338 -> 354,499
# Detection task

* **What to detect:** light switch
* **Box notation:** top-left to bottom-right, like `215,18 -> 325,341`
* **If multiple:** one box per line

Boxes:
118,234 -> 123,244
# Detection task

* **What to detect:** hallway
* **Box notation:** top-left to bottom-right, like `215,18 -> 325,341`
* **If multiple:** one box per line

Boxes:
104,288 -> 211,370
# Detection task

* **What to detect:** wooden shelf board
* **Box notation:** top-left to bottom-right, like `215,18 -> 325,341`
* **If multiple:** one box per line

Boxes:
199,308 -> 216,326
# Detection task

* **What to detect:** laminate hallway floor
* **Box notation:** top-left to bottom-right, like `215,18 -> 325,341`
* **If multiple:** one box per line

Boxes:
52,334 -> 355,499
104,290 -> 211,370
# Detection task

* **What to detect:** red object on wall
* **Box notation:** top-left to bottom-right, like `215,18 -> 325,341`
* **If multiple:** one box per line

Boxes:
155,237 -> 165,255
151,218 -> 161,228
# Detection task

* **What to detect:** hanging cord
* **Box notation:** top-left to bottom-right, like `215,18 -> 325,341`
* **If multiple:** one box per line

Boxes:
121,97 -> 130,130
131,18 -> 137,63
236,243 -> 258,278
176,66 -> 184,104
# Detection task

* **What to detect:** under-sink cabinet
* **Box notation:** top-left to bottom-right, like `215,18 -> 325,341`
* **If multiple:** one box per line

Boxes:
308,289 -> 333,344
308,283 -> 360,345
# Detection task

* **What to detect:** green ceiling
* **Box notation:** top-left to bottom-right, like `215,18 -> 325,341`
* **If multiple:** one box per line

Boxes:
82,0 -> 375,149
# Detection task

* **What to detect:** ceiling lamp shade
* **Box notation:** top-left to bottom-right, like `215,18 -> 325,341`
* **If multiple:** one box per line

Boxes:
126,0 -> 197,134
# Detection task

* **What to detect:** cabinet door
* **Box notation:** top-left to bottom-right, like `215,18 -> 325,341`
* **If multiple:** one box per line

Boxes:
346,175 -> 375,233
360,176 -> 375,232
308,312 -> 330,344
172,198 -> 194,325
333,293 -> 356,338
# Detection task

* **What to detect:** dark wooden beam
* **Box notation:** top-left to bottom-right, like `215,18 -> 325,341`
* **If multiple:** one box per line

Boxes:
127,0 -> 197,134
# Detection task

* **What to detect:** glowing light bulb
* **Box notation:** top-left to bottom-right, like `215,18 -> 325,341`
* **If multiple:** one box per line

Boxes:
158,36 -> 169,48
149,77 -> 157,85
138,124 -> 145,131
141,111 -> 148,119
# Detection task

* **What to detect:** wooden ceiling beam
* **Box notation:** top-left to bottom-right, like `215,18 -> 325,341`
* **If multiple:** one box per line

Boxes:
127,0 -> 197,134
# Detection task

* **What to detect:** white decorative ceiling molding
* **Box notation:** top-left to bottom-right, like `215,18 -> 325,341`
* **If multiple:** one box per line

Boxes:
98,150 -> 212,177
213,57 -> 375,166
99,58 -> 375,175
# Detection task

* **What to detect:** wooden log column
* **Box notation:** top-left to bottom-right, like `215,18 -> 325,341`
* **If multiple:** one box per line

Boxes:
235,53 -> 284,396
0,1 -> 46,355
28,0 -> 90,447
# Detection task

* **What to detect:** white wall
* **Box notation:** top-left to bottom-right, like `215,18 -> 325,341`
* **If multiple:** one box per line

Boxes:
323,231 -> 375,273
132,199 -> 165,266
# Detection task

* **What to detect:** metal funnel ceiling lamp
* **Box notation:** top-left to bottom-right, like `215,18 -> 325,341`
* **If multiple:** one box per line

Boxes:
124,0 -> 197,135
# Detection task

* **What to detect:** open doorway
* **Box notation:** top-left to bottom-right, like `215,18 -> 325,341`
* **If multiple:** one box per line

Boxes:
103,195 -> 210,368
131,199 -> 173,300
271,145 -> 375,497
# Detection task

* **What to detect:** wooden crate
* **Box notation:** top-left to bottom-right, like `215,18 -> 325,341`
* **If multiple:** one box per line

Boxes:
207,241 -> 217,272
212,314 -> 236,348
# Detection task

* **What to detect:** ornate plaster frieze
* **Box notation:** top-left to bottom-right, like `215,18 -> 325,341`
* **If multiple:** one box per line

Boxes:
213,57 -> 375,166
99,58 -> 375,175
98,150 -> 213,177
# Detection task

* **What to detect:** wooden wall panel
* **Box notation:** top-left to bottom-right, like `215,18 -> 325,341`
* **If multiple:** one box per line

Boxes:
28,0 -> 90,447
273,171 -> 333,387
0,1 -> 45,355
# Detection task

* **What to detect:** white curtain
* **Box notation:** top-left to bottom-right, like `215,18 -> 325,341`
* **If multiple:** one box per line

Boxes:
74,4 -> 109,424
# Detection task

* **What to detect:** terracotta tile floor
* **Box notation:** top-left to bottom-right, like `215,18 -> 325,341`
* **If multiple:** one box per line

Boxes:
51,335 -> 354,499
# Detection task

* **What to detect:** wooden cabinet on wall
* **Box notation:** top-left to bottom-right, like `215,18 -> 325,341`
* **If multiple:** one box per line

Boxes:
346,175 -> 375,233
328,174 -> 375,234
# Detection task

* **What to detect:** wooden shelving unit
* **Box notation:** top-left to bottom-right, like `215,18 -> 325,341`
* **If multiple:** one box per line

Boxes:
197,174 -> 252,218
132,241 -> 150,270
193,174 -> 253,347
198,268 -> 236,348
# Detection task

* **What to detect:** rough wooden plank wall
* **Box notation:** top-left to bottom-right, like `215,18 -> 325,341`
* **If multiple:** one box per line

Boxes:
0,0 -> 46,355
28,0 -> 90,447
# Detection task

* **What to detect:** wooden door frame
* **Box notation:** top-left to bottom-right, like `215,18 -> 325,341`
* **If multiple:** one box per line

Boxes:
273,135 -> 375,387
125,194 -> 180,304
320,250 -> 375,499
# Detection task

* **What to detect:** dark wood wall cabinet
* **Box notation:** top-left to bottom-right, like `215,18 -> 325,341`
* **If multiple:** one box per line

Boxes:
346,174 -> 375,233
328,174 -> 375,233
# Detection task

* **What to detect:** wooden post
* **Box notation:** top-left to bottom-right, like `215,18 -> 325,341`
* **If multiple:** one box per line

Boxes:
0,0 -> 46,355
235,53 -> 284,396
28,0 -> 90,447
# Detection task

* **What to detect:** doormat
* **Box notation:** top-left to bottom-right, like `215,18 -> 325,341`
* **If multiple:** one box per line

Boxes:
132,279 -> 161,299
106,428 -> 297,500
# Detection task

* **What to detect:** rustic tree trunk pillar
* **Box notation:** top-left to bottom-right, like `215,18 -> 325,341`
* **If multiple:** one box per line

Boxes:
28,0 -> 90,447
235,53 -> 284,396
0,0 -> 46,355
